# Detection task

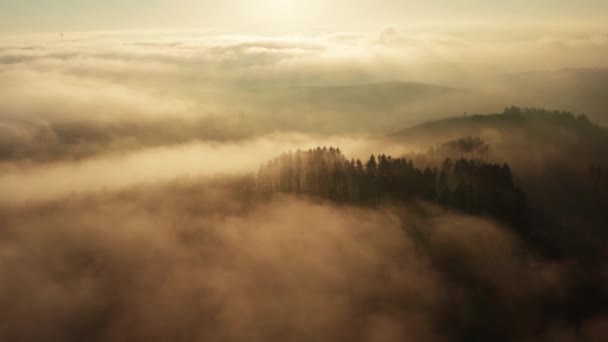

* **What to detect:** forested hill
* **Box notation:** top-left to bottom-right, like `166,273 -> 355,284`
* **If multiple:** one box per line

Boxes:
390,106 -> 608,175
499,68 -> 608,126
256,147 -> 528,228
392,106 -> 605,140
387,108 -> 608,258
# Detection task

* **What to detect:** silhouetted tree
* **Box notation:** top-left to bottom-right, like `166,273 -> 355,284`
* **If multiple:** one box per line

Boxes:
257,148 -> 528,228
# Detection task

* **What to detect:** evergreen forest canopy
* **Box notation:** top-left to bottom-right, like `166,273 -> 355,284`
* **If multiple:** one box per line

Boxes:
257,147 -> 528,229
502,106 -> 592,122
254,106 -> 608,262
394,106 -> 605,142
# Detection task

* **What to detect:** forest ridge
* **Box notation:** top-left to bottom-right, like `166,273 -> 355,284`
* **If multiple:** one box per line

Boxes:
257,147 -> 528,228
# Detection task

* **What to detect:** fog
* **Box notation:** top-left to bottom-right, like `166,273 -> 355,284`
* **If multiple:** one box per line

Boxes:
1,29 -> 607,166
0,133 -> 420,204
2,180 -> 605,341
2,29 -> 608,129
1,28 -> 608,341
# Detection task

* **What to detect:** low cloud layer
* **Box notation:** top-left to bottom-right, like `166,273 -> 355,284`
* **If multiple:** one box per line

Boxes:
0,133 -> 417,203
0,29 -> 607,170
1,29 -> 608,140
1,181 -> 604,341
1,29 -> 608,341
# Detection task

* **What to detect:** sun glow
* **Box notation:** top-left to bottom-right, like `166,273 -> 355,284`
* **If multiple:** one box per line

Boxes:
266,0 -> 294,11
240,0 -> 325,29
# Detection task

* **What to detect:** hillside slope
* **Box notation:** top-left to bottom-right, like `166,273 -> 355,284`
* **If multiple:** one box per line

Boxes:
391,107 -> 608,257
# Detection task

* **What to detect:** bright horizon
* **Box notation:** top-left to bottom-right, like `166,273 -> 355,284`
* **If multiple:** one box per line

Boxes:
1,0 -> 608,34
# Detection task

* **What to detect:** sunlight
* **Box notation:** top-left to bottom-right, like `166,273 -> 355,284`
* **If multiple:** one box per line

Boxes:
266,0 -> 293,10
245,0 -> 295,19
2,1 -> 608,341
239,0 -> 324,29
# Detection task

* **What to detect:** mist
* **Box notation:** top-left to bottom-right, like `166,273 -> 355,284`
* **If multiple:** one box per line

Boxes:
2,180 -> 605,341
1,18 -> 608,342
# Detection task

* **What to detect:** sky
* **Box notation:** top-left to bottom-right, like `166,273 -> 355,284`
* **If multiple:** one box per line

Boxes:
1,0 -> 607,33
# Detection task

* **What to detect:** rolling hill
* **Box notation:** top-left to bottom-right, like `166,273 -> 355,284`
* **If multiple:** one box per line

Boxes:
496,68 -> 608,125
390,107 -> 608,257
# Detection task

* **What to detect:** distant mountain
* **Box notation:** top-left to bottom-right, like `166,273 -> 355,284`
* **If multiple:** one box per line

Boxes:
295,82 -> 458,111
391,107 -> 608,188
391,106 -> 608,162
0,82 -> 495,164
240,81 -> 505,133
496,68 -> 608,125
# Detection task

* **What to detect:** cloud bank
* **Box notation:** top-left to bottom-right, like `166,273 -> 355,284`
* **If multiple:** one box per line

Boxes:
0,29 -> 607,168
1,29 -> 608,341
1,181 -> 604,341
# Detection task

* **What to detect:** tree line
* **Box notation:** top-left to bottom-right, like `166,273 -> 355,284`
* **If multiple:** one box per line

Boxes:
502,106 -> 593,125
257,147 -> 528,228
